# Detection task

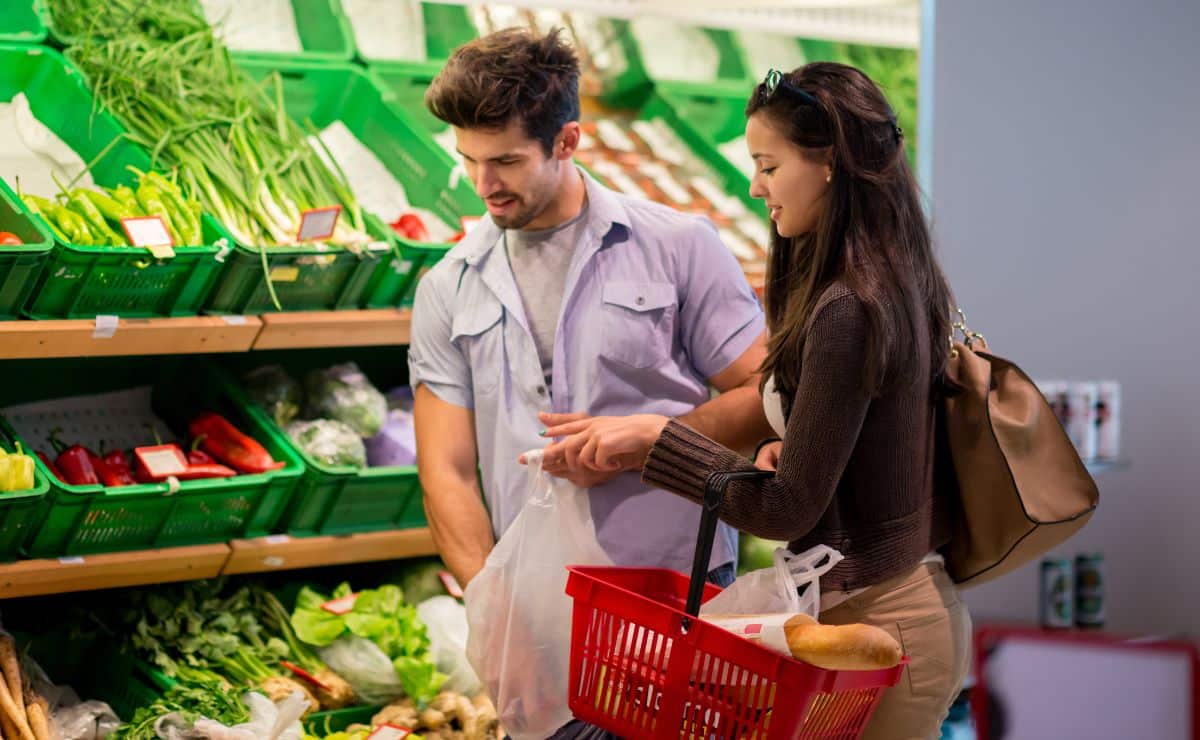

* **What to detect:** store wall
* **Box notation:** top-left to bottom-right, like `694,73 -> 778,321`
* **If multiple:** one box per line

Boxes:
928,0 -> 1200,635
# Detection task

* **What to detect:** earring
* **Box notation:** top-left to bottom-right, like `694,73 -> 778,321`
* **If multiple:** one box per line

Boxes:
825,172 -> 832,183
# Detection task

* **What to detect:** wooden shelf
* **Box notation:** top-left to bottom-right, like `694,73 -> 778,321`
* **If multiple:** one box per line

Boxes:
222,528 -> 438,575
0,315 -> 262,360
253,309 -> 412,350
0,543 -> 231,599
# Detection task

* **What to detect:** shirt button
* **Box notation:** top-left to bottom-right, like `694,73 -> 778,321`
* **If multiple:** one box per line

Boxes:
636,296 -> 645,306
536,386 -> 546,396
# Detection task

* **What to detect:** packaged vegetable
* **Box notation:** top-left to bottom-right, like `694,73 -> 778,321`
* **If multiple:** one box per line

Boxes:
285,420 -> 367,468
244,365 -> 304,427
304,364 -> 387,438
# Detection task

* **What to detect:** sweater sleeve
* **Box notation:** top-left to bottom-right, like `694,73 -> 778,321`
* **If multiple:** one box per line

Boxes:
642,292 -> 873,542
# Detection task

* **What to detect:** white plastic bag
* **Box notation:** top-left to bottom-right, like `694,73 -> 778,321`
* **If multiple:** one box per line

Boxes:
156,691 -> 306,740
318,635 -> 406,706
464,449 -> 613,740
701,545 -> 844,619
418,596 -> 481,697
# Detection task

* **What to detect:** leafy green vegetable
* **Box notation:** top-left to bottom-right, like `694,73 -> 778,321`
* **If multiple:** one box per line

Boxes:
305,364 -> 388,438
286,419 -> 367,468
109,669 -> 249,740
291,582 -> 446,705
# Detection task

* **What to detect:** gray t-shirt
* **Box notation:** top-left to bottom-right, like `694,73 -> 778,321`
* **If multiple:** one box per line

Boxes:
505,203 -> 591,387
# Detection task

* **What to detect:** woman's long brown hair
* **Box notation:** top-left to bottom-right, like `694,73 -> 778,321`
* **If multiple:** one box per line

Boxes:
747,63 -> 952,402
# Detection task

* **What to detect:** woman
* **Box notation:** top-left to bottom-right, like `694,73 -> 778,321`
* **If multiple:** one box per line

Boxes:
541,63 -> 971,739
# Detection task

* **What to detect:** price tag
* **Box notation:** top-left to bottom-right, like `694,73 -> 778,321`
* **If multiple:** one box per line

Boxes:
297,205 -> 342,242
121,216 -> 175,258
265,534 -> 291,545
269,266 -> 300,283
220,315 -> 249,326
367,725 -> 412,740
321,593 -> 359,615
134,445 -> 188,478
439,570 -> 465,599
93,314 -> 119,339
57,556 -> 85,565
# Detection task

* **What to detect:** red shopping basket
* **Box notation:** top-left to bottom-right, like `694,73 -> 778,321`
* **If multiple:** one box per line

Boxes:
565,470 -> 906,739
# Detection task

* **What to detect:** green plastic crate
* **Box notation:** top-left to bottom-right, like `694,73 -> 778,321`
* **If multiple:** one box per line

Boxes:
0,45 -> 226,318
602,22 -> 753,108
235,58 -> 480,309
219,352 -> 425,538
0,176 -> 54,320
1,358 -> 304,557
0,427 -> 49,562
367,63 -> 449,136
347,1 -> 476,71
0,3 -> 47,44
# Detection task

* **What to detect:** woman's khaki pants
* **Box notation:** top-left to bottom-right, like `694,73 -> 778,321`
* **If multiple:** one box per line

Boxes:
820,561 -> 973,740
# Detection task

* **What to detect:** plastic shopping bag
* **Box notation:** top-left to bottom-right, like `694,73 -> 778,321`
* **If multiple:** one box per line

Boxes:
419,596 -> 482,697
464,449 -> 613,740
701,544 -> 844,619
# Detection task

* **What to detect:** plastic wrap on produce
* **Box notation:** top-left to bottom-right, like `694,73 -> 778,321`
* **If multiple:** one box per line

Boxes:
244,365 -> 303,428
342,0 -> 425,62
286,419 -> 367,468
0,93 -> 97,198
365,387 -> 417,468
630,18 -> 721,83
305,363 -> 387,438
199,0 -> 302,53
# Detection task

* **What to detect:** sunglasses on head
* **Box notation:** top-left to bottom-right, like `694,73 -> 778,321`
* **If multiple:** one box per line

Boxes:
760,69 -> 819,106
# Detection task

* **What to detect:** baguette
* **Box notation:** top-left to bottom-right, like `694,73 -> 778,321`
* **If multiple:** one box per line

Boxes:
705,613 -> 902,670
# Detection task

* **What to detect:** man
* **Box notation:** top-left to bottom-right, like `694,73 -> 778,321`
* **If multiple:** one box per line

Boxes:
410,28 -> 771,594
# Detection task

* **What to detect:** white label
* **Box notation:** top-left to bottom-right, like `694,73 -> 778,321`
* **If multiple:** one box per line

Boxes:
265,534 -> 291,545
596,119 -> 637,152
297,206 -> 341,242
121,216 -> 174,249
691,177 -> 747,220
139,447 -> 188,477
220,315 -> 249,326
641,162 -> 693,205
631,119 -> 686,166
718,229 -> 759,262
57,556 -> 85,565
263,556 -> 285,567
322,593 -> 359,615
92,314 -> 119,339
367,726 -> 411,740
704,613 -> 812,658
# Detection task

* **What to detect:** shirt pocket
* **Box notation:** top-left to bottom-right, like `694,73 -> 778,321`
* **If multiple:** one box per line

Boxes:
451,297 -> 504,396
601,281 -> 677,369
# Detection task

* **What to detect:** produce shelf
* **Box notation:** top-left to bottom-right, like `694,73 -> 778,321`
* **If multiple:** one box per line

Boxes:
252,308 -> 412,350
0,542 -> 230,599
0,315 -> 262,360
222,527 -> 437,574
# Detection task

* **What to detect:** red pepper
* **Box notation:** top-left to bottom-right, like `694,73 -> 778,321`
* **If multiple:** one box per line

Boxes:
35,450 -> 63,482
89,452 -> 135,488
389,213 -> 429,241
100,449 -> 137,487
48,429 -> 99,486
188,413 -> 284,474
174,463 -> 237,480
188,436 -> 215,465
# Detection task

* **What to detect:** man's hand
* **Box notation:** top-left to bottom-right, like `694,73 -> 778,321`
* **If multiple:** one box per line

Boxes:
755,440 -> 783,471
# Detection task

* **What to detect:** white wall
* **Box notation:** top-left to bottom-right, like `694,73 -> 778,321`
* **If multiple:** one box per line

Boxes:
928,0 -> 1200,635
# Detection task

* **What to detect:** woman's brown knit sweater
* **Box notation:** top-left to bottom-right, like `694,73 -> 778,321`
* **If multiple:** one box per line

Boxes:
643,283 -> 951,592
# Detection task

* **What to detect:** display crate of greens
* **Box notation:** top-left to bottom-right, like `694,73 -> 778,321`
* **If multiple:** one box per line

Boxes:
0,427 -> 49,562
222,351 -> 425,538
39,0 -> 353,63
0,357 -> 303,557
236,58 -> 481,309
64,18 -> 396,314
0,177 -> 54,320
0,45 -> 226,318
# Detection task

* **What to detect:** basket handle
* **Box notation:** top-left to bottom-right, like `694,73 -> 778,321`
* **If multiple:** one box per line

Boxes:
684,469 -> 775,619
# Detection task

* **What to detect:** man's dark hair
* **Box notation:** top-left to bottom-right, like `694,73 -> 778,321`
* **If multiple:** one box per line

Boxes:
425,28 -> 581,156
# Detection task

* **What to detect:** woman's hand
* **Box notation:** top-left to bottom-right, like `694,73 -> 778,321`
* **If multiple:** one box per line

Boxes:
534,412 -> 670,477
755,440 -> 783,471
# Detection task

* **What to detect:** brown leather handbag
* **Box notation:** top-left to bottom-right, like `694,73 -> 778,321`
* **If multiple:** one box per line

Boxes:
939,311 -> 1099,588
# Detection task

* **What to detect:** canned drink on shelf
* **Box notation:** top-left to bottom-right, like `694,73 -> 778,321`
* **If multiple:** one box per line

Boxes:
1074,553 -> 1106,629
1040,558 -> 1074,629
1096,381 -> 1122,460
1065,382 -> 1099,461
